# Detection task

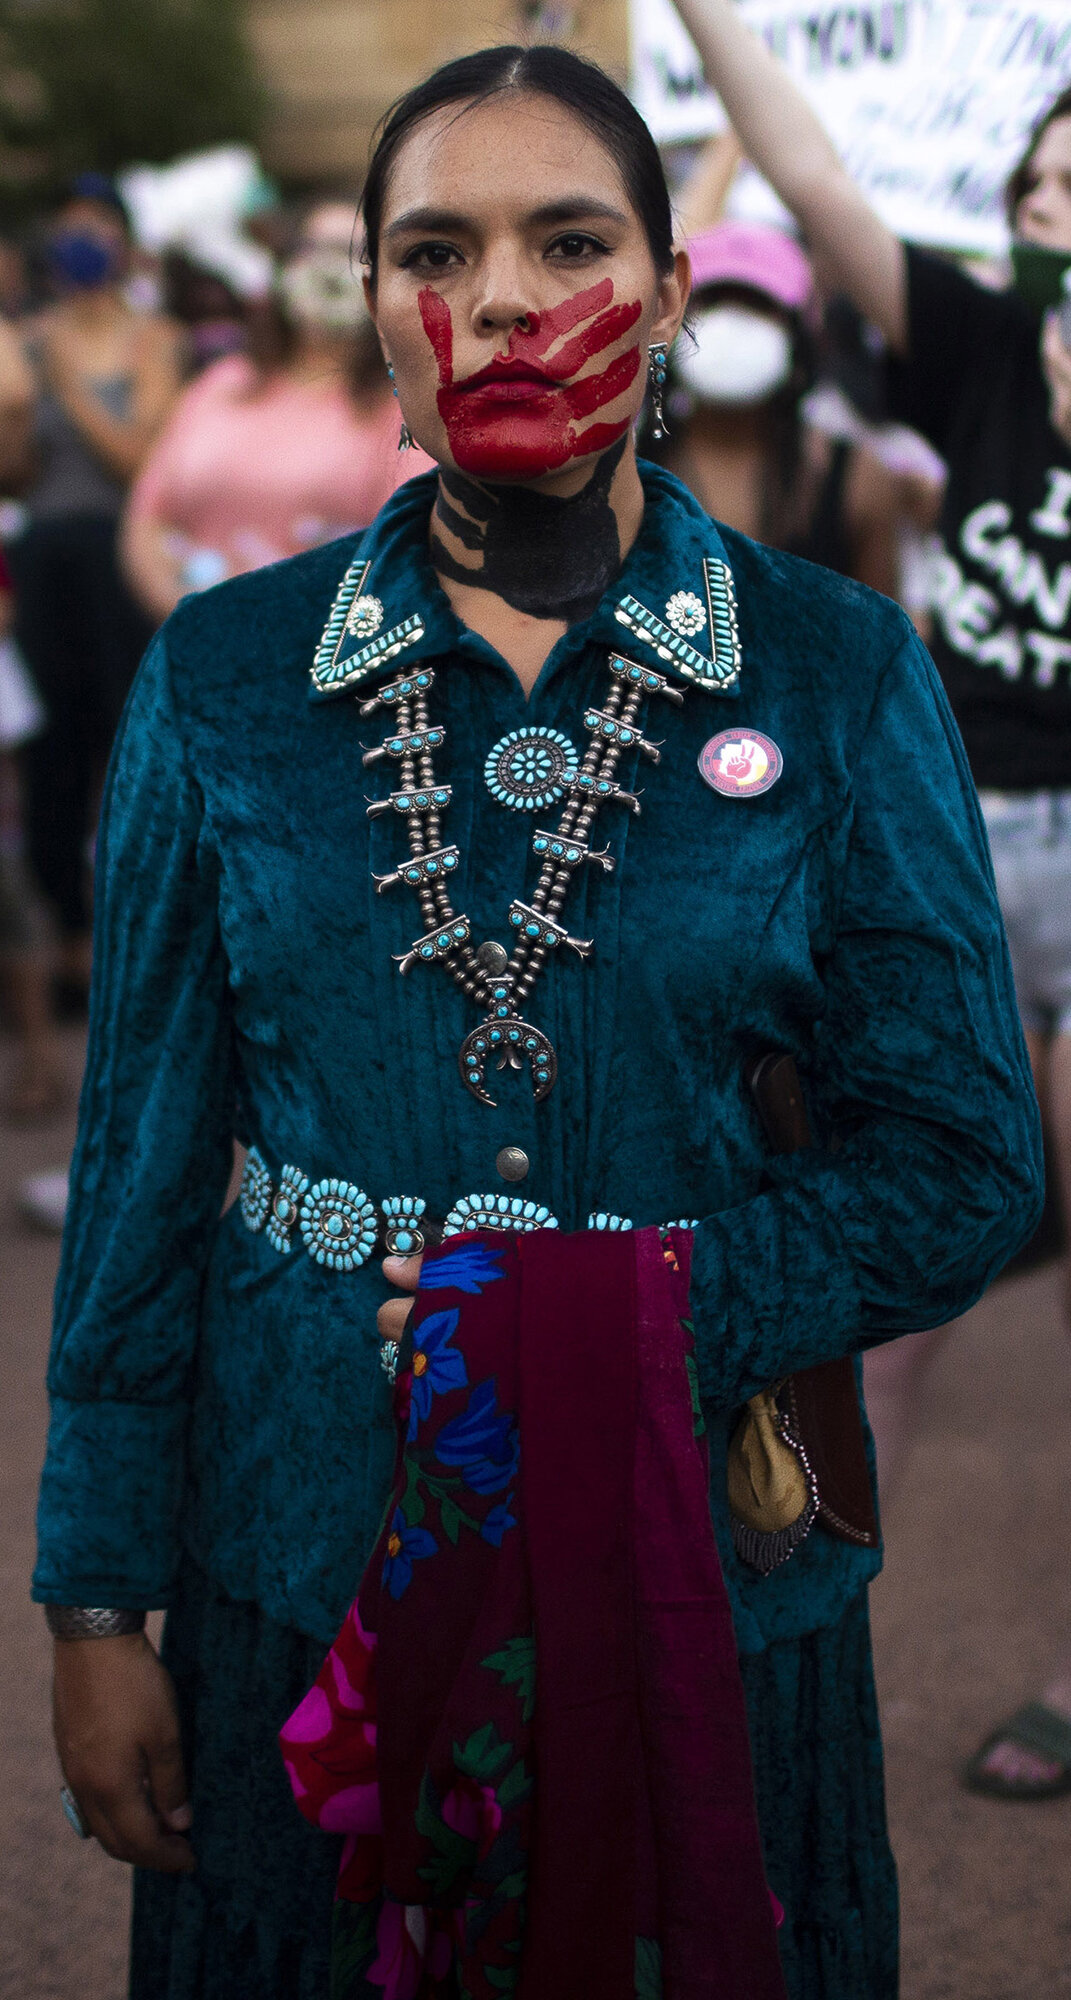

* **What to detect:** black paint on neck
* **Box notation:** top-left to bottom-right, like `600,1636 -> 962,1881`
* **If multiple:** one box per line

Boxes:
431,435 -> 627,624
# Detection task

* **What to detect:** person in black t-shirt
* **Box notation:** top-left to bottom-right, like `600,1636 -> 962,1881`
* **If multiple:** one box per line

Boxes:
673,0 -> 1071,1806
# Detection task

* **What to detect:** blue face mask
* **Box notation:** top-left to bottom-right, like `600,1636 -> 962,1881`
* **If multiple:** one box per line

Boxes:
48,229 -> 121,290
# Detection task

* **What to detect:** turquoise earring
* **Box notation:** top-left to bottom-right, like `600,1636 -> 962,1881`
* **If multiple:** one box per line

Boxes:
648,343 -> 669,441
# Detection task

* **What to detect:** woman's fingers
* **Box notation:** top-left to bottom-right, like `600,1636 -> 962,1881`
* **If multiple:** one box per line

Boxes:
143,1680 -> 193,1834
377,1293 -> 416,1342
377,1251 -> 424,1344
52,1632 -> 197,1874
382,1252 -> 424,1290
87,1763 -> 196,1872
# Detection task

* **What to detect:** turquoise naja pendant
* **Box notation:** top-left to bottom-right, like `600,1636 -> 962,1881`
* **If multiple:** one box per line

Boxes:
458,1017 -> 558,1105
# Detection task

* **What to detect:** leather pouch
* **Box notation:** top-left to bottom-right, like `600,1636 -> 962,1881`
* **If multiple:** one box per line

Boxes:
727,1054 -> 879,1573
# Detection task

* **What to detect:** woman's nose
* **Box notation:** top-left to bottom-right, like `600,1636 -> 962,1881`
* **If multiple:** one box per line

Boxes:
470,255 -> 539,339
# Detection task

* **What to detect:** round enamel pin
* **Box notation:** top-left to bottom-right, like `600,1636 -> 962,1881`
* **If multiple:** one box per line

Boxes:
699,729 -> 783,798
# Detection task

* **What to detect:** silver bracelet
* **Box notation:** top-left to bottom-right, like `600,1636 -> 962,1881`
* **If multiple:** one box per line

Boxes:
45,1605 -> 147,1639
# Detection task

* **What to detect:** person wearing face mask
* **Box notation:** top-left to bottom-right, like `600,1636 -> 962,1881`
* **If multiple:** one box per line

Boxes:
32,46 -> 1040,2000
670,0 -> 1071,1807
6,174 -> 181,1012
658,220 -> 902,595
121,198 -> 432,623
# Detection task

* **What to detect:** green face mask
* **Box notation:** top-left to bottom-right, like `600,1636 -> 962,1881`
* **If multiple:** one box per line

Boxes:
1010,240 -> 1071,314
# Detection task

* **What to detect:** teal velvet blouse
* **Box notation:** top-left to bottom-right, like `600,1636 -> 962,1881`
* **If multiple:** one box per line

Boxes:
34,465 -> 1042,1652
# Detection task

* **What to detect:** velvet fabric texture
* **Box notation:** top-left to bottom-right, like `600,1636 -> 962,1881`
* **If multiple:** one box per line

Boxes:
281,1228 -> 785,2000
130,1562 -> 896,2000
35,465 -> 1042,1654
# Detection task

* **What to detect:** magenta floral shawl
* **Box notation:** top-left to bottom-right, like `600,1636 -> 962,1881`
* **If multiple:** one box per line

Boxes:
280,1227 -> 786,2000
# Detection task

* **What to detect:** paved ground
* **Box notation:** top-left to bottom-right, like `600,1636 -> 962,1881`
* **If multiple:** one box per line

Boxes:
2,1028 -> 1070,1998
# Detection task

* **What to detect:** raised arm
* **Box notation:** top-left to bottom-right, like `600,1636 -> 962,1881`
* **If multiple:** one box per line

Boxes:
671,0 -> 908,353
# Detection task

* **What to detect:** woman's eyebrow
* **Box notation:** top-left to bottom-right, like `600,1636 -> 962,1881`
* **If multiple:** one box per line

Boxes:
527,198 -> 630,228
384,207 -> 472,240
383,197 -> 630,240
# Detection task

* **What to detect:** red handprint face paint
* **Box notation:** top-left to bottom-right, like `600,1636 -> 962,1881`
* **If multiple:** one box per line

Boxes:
419,277 -> 643,480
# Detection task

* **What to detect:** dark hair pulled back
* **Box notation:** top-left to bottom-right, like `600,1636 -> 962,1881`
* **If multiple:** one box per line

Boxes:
361,44 -> 674,285
1006,85 -> 1071,228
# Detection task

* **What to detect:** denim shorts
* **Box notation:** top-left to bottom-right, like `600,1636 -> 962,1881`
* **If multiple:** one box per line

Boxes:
979,789 -> 1071,1036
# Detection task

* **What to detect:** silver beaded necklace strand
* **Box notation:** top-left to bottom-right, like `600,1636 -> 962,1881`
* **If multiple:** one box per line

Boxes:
363,655 -> 683,1106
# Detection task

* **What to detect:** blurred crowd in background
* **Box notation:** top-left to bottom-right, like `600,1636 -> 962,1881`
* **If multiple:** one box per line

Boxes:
0,124 -> 948,1181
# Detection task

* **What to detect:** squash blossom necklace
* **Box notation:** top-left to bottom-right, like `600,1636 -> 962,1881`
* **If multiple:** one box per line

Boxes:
315,450 -> 741,1107
363,650 -> 683,1105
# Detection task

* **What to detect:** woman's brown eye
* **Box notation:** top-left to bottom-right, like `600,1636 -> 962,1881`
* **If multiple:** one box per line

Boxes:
402,243 -> 460,271
549,234 -> 606,260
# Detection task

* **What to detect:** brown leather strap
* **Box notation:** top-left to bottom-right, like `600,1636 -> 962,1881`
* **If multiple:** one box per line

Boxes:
748,1054 -> 879,1550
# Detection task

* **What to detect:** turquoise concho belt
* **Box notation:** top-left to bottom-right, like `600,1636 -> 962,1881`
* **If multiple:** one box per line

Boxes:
238,1146 -> 683,1271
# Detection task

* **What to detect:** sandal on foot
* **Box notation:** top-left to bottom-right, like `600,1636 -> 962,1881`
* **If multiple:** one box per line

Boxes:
962,1701 -> 1071,1801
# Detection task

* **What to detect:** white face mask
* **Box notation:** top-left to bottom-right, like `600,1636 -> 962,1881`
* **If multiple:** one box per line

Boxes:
677,304 -> 794,407
278,249 -> 369,334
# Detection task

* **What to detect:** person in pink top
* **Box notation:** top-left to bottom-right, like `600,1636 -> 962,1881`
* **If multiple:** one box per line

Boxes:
122,200 -> 432,622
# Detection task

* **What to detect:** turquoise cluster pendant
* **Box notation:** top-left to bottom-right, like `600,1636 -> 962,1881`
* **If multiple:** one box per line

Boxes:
484,727 -> 578,811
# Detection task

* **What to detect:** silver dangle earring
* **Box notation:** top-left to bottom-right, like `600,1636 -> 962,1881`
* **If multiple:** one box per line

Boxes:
387,363 -> 412,451
647,343 -> 669,441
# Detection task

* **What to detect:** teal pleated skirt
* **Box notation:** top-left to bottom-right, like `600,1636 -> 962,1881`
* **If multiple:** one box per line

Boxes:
129,1559 -> 898,2000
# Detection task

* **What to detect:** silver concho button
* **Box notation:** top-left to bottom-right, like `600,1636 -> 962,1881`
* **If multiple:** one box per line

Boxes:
476,940 -> 510,976
495,1146 -> 530,1183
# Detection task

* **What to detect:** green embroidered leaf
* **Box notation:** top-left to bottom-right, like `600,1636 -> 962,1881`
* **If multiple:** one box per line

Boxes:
496,1759 -> 532,1809
482,1634 -> 537,1722
330,1899 -> 378,1998
683,1351 -> 706,1438
414,1776 -> 476,1896
440,1496 -> 462,1545
494,1868 -> 528,1901
635,1935 -> 664,1999
486,1968 -> 521,1992
400,1458 -> 426,1525
454,1722 -> 513,1783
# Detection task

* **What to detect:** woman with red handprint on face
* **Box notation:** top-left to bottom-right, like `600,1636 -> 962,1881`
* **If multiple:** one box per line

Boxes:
36,41 -> 1038,2000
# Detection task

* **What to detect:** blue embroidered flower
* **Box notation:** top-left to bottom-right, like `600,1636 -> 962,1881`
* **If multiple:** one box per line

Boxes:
480,1500 -> 518,1547
408,1309 -> 468,1438
435,1380 -> 520,1495
419,1245 -> 507,1295
382,1507 -> 437,1599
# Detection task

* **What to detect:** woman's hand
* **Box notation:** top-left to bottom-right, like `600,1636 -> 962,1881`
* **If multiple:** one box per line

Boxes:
377,1252 -> 424,1347
1042,312 -> 1071,446
52,1631 -> 196,1873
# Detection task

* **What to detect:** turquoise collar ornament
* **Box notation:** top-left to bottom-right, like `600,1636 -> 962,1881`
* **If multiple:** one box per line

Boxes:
613,555 -> 741,693
311,558 -> 427,696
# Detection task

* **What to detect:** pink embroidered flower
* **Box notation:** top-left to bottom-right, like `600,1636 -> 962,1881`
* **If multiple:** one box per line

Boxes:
441,1775 -> 503,1861
366,1900 -> 424,2000
280,1597 -> 381,1829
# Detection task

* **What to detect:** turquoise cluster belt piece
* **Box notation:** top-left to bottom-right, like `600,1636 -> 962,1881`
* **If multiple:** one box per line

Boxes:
239,1147 -> 698,1270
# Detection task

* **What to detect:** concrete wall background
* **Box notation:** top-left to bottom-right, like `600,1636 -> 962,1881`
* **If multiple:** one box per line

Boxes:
246,0 -> 629,182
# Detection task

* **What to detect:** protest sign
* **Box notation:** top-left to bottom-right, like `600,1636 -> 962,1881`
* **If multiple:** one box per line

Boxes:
630,0 -> 1071,250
